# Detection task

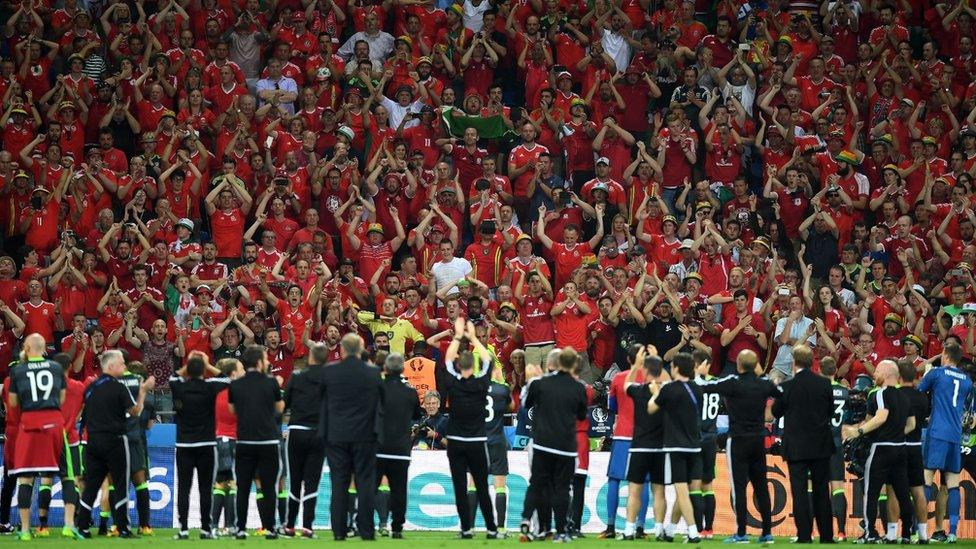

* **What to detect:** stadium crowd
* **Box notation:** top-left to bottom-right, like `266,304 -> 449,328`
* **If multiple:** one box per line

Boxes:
2,0 -> 976,542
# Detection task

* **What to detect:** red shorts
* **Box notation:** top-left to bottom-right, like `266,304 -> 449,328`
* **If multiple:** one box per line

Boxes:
576,431 -> 590,474
11,410 -> 63,476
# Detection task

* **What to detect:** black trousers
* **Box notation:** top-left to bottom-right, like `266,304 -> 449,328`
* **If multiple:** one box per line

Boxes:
863,444 -> 913,539
234,443 -> 280,532
176,444 -> 217,532
325,440 -> 377,540
522,448 -> 575,535
376,457 -> 410,533
77,435 -> 130,532
787,456 -> 833,542
726,436 -> 771,537
447,439 -> 497,533
285,429 -> 326,529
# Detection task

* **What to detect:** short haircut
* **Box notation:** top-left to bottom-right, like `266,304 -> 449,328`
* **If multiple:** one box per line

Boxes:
673,352 -> 694,378
692,349 -> 710,368
241,345 -> 266,370
792,345 -> 814,370
216,358 -> 240,376
644,354 -> 663,377
187,355 -> 206,378
340,333 -> 363,356
385,353 -> 405,375
944,341 -> 964,365
52,352 -> 72,373
457,350 -> 475,372
558,347 -> 579,373
896,358 -> 916,383
545,348 -> 562,371
820,356 -> 838,378
309,343 -> 329,366
736,349 -> 758,374
100,349 -> 124,370
422,390 -> 440,402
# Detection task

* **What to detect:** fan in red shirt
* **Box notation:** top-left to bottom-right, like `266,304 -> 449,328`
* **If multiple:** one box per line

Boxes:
537,203 -> 606,288
348,218 -> 405,289
463,221 -> 513,289
551,279 -> 592,354
19,279 -> 61,345
205,177 -> 254,261
507,123 -> 550,219
513,266 -> 555,366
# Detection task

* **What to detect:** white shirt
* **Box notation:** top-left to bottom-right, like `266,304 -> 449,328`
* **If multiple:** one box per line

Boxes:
463,0 -> 490,32
380,95 -> 424,129
338,30 -> 396,64
431,257 -> 473,295
601,29 -> 632,72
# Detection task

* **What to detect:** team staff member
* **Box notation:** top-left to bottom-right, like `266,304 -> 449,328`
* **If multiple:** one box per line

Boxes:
170,351 -> 227,540
7,334 -> 66,541
283,342 -> 329,537
896,359 -> 930,543
842,360 -> 915,543
647,352 -> 702,544
622,345 -> 670,541
519,348 -> 588,543
918,341 -> 974,543
319,334 -> 383,541
375,352 -> 422,539
228,346 -> 284,539
76,350 -> 154,539
770,345 -> 835,544
701,350 -> 778,544
443,318 -> 499,539
820,357 -> 850,541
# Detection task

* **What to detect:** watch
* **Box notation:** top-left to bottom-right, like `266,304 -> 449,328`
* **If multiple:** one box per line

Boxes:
857,427 -> 864,437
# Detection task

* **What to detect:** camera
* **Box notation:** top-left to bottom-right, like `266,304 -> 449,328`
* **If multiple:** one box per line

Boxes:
844,436 -> 869,477
559,191 -> 573,208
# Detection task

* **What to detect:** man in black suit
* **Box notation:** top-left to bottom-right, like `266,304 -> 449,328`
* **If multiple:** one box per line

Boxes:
319,334 -> 383,540
770,345 -> 835,543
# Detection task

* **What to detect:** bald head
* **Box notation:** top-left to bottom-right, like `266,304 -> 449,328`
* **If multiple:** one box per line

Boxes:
875,360 -> 899,384
22,333 -> 46,359
736,349 -> 759,374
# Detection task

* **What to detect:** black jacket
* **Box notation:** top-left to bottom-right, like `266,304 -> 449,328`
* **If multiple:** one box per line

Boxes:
522,371 -> 588,455
378,375 -> 422,458
771,368 -> 836,461
318,357 -> 384,444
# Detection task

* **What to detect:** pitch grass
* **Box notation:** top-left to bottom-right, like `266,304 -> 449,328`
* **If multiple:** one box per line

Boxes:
6,530 -> 976,546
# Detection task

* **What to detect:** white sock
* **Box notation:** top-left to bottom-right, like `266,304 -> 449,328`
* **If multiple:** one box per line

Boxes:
654,522 -> 664,536
917,523 -> 928,540
665,523 -> 675,536
688,525 -> 700,539
623,522 -> 635,536
886,522 -> 898,540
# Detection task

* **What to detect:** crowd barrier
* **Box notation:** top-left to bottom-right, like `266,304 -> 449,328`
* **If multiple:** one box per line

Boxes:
9,426 -> 976,537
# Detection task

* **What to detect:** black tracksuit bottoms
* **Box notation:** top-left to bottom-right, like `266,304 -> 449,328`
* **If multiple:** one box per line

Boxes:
285,429 -> 326,529
726,435 -> 772,537
77,435 -> 130,532
234,442 -> 280,532
176,445 -> 217,532
447,439 -> 497,533
862,443 -> 913,539
522,447 -> 575,535
376,457 -> 410,533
